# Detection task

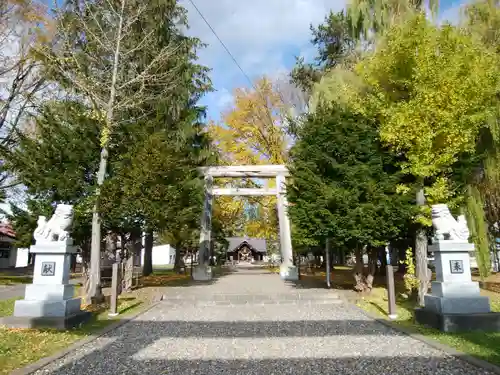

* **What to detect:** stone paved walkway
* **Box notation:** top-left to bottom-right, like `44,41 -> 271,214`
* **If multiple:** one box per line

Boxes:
0,284 -> 26,301
34,266 -> 493,375
0,278 -> 81,301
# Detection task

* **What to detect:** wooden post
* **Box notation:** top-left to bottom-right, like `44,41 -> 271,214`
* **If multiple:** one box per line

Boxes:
386,265 -> 397,320
109,262 -> 119,317
325,238 -> 331,288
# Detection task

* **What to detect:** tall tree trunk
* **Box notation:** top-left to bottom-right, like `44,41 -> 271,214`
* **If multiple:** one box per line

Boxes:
173,241 -> 183,273
378,246 -> 387,276
466,185 -> 492,280
89,0 -> 125,302
353,245 -> 366,292
80,240 -> 92,304
124,227 -> 141,291
415,188 -> 430,307
143,230 -> 154,276
89,196 -> 105,303
365,247 -> 378,291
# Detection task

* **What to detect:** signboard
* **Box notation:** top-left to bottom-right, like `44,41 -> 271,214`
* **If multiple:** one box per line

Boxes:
41,261 -> 56,276
449,260 -> 464,274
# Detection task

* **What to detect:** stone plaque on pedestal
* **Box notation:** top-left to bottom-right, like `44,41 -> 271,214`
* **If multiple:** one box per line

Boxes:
0,205 -> 90,330
415,204 -> 500,332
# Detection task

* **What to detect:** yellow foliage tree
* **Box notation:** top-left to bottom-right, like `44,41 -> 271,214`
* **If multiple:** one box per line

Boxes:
209,76 -> 292,239
210,76 -> 289,165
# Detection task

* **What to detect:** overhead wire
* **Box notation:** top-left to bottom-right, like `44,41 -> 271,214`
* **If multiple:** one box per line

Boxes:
186,0 -> 279,131
187,0 -> 284,204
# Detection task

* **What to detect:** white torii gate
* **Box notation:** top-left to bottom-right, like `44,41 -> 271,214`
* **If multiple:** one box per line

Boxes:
193,165 -> 298,281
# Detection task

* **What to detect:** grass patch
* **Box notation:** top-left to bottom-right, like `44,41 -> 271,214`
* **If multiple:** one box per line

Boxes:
356,277 -> 500,367
0,297 -> 22,317
140,269 -> 191,287
139,265 -> 230,287
152,265 -> 174,271
0,294 -> 144,374
0,276 -> 32,285
267,266 -> 280,274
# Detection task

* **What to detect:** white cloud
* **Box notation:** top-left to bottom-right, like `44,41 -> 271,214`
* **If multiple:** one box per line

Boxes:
182,0 -> 346,110
182,0 -> 344,69
187,0 -> 472,119
215,87 -> 234,109
438,0 -> 472,25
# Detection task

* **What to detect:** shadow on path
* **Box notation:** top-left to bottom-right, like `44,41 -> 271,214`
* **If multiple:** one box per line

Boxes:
36,319 -> 490,375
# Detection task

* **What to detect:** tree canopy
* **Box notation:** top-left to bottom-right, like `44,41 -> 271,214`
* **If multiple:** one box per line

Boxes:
1,0 -> 214,300
288,103 -> 415,248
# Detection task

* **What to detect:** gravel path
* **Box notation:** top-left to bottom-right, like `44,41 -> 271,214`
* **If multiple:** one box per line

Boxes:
0,284 -> 25,300
33,266 -> 493,375
0,278 -> 81,301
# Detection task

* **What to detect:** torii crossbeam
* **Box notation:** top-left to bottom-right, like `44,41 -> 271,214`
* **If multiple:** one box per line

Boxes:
193,165 -> 297,281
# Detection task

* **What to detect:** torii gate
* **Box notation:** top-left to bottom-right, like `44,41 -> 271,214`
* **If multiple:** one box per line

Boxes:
193,165 -> 298,281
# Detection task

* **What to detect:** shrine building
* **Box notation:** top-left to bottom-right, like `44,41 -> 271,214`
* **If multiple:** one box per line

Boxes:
226,237 -> 267,262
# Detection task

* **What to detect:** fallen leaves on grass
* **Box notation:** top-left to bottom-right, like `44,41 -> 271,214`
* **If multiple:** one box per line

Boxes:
0,276 -> 33,285
357,284 -> 500,367
0,296 -> 144,375
264,266 -> 280,274
0,326 -> 86,374
141,273 -> 190,287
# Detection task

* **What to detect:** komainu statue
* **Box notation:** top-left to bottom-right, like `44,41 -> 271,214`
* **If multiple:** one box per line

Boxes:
33,204 -> 74,242
431,204 -> 470,241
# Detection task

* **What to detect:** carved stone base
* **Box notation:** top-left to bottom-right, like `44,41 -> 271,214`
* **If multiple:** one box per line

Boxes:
0,310 -> 91,330
24,284 -> 75,301
14,297 -> 83,317
415,308 -> 500,333
192,265 -> 212,281
280,264 -> 299,281
424,294 -> 491,315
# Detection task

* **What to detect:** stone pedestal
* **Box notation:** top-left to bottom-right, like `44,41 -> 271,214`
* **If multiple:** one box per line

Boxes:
415,239 -> 500,332
192,265 -> 212,281
280,264 -> 299,281
0,239 -> 90,330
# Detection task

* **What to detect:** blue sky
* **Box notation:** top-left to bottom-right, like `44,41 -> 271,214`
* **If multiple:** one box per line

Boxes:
0,0 -> 474,216
181,0 -> 471,122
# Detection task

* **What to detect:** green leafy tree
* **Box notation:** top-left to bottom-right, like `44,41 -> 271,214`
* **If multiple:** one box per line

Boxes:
287,103 -> 415,292
2,199 -> 53,248
33,0 -> 202,299
355,14 -> 500,285
463,0 -> 500,55
291,10 -> 356,96
454,0 -> 500,278
3,101 -> 101,202
1,100 -> 100,286
347,0 -> 439,39
357,15 -> 499,182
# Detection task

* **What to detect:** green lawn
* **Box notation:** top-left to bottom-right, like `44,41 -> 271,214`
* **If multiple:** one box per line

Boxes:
357,284 -> 500,366
0,275 -> 33,285
0,295 -> 143,374
304,266 -> 500,366
0,265 -> 210,373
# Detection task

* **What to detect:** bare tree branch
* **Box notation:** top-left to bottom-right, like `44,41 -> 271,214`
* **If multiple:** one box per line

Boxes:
31,0 -> 187,302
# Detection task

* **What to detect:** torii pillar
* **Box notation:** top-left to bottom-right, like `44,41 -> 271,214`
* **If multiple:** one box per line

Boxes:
193,165 -> 298,281
276,174 -> 298,280
192,175 -> 214,281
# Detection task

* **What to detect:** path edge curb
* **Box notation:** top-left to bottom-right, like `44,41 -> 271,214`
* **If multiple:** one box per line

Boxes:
351,303 -> 500,375
10,301 -> 160,375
